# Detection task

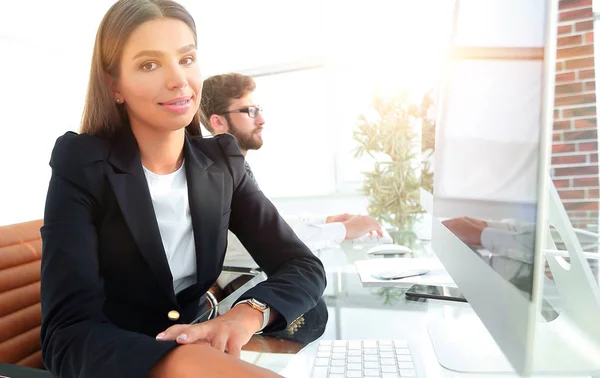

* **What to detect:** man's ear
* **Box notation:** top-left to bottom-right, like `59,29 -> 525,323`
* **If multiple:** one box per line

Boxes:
105,72 -> 122,102
209,114 -> 228,135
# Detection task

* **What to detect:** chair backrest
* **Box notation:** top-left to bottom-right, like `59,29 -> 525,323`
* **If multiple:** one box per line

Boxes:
0,220 -> 44,369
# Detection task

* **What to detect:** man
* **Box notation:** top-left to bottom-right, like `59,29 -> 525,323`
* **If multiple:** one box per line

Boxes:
200,73 -> 384,292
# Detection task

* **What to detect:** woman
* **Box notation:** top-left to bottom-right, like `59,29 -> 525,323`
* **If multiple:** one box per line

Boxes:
39,1 -> 326,377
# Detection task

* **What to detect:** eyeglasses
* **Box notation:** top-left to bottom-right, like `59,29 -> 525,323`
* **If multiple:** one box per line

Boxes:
221,105 -> 263,118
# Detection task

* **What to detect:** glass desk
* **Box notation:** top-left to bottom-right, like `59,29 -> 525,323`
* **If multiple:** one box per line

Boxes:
196,211 -> 600,378
194,215 -> 482,377
203,247 -> 479,377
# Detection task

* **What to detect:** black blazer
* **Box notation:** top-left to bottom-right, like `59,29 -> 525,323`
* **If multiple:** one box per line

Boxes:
40,130 -> 326,378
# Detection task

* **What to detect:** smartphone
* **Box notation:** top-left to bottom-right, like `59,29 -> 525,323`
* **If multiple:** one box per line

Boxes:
405,284 -> 467,303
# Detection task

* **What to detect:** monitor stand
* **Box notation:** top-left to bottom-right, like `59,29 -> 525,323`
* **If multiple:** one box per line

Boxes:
427,181 -> 600,376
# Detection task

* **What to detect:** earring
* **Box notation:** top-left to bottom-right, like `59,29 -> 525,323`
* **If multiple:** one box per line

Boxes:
116,98 -> 122,104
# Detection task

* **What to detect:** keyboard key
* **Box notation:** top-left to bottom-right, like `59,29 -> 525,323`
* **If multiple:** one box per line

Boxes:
312,340 -> 415,378
364,362 -> 380,369
363,341 -> 377,348
312,366 -> 329,378
398,362 -> 414,369
382,365 -> 399,373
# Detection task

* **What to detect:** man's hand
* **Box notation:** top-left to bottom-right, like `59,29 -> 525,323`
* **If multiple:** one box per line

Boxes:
325,213 -> 353,223
442,217 -> 488,246
156,304 -> 265,359
342,215 -> 384,239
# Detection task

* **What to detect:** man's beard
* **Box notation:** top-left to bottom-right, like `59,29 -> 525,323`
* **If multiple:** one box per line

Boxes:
228,119 -> 263,151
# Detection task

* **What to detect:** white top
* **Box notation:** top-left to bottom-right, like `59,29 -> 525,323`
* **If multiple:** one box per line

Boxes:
216,213 -> 346,288
143,161 -> 197,294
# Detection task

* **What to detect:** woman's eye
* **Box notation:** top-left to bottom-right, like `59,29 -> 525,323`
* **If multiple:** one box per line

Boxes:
181,56 -> 195,65
141,62 -> 158,71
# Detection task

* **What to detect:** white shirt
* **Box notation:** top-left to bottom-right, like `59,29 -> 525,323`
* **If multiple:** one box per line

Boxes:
480,219 -> 535,264
143,162 -> 197,294
216,213 -> 346,288
284,213 -> 347,251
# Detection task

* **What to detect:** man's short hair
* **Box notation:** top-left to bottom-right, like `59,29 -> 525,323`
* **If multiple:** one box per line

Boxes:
200,73 -> 256,133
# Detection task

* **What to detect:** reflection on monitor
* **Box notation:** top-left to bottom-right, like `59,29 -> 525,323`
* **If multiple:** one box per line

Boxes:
423,0 -> 600,376
434,58 -> 542,301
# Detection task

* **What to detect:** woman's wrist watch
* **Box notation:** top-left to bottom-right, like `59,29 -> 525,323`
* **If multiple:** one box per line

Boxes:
234,298 -> 270,333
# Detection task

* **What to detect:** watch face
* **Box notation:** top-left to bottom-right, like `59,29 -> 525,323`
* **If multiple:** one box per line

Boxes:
251,298 -> 267,309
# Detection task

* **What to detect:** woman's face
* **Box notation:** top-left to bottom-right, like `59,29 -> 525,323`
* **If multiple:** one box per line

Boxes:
115,18 -> 202,134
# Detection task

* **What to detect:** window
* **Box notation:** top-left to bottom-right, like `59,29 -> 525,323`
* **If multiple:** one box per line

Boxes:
248,67 -> 336,197
237,1 -> 455,200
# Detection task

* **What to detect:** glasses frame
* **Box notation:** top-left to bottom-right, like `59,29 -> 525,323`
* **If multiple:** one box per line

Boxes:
221,105 -> 263,119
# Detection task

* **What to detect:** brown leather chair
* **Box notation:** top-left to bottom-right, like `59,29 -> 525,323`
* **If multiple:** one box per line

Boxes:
0,219 -> 51,377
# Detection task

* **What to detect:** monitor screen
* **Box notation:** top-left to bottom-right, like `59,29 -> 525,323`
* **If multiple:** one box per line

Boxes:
432,58 -> 543,300
427,0 -> 551,304
422,0 -> 554,374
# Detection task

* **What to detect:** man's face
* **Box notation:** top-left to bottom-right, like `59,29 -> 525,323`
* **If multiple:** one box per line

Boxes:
224,93 -> 265,152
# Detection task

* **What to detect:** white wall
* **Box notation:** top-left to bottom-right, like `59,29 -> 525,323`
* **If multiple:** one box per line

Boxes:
0,1 -> 115,225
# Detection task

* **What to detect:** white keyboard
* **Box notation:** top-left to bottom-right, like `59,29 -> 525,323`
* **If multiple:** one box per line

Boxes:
311,340 -> 419,377
345,230 -> 394,246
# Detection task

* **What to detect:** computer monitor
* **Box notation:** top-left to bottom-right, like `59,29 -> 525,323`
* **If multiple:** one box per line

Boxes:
425,0 -> 600,375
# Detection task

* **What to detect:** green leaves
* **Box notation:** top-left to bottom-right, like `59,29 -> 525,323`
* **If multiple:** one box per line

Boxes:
353,90 -> 436,233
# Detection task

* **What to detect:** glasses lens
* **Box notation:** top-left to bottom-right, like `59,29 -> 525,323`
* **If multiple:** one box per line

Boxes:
248,106 -> 257,118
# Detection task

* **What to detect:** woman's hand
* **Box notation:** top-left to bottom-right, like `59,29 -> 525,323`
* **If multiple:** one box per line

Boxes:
156,304 -> 264,358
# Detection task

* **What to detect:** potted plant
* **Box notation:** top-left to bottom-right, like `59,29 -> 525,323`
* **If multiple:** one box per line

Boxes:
353,90 -> 436,248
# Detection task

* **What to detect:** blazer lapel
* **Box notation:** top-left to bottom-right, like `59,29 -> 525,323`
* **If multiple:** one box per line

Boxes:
106,131 -> 177,304
184,137 -> 225,288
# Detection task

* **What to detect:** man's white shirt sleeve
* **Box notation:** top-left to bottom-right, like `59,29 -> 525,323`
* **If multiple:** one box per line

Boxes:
216,214 -> 346,288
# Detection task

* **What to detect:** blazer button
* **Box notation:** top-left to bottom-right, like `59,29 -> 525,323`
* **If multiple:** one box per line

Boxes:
168,310 -> 180,321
